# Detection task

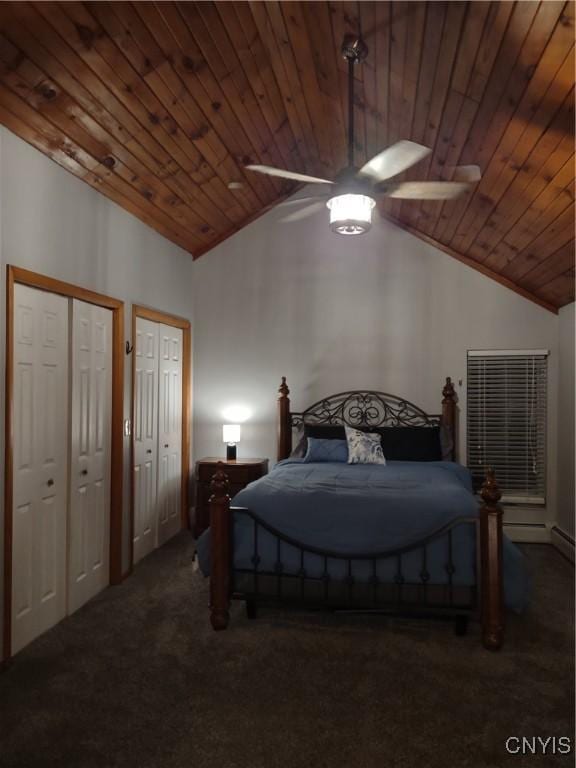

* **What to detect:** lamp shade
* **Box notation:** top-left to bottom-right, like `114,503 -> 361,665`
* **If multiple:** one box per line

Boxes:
326,193 -> 376,235
222,424 -> 241,444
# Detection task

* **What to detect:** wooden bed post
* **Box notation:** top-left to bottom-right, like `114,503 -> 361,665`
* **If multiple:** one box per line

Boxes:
441,376 -> 457,461
480,469 -> 504,650
277,376 -> 292,462
209,464 -> 231,631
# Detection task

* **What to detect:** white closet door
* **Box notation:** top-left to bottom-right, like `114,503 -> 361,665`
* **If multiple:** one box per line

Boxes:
157,324 -> 183,546
133,317 -> 159,563
68,300 -> 112,614
12,284 -> 69,654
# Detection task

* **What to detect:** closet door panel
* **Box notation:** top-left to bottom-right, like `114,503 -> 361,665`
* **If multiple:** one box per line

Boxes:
68,300 -> 112,615
90,479 -> 107,572
157,324 -> 183,546
133,317 -> 159,563
12,285 -> 69,655
158,453 -> 169,528
12,503 -> 33,626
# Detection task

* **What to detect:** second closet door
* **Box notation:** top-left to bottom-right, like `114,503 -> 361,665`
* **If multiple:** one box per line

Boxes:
133,317 -> 183,565
133,318 -> 160,563
157,324 -> 183,546
68,300 -> 113,615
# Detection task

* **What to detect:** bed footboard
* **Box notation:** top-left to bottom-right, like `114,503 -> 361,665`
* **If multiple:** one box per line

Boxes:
479,470 -> 504,650
208,467 -> 232,630
208,464 -> 505,649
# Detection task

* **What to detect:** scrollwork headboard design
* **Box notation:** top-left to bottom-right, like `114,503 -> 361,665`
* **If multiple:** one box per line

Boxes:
277,377 -> 457,463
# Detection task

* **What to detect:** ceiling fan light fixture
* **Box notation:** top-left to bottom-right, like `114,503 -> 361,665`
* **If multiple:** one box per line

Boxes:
243,36 -> 480,221
326,193 -> 376,235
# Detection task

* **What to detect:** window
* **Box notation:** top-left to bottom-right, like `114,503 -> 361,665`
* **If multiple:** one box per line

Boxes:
467,350 -> 548,504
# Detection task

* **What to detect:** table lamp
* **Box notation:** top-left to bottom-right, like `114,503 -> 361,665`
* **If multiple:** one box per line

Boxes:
223,424 -> 241,460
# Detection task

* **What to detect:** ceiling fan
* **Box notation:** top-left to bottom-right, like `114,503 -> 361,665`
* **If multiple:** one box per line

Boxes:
235,35 -> 481,235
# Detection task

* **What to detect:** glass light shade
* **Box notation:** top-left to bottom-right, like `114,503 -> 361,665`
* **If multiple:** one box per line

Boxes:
326,193 -> 376,235
222,424 -> 241,444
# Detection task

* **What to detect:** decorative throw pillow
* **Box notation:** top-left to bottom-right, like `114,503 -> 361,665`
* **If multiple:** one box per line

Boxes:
345,426 -> 386,465
304,437 -> 348,463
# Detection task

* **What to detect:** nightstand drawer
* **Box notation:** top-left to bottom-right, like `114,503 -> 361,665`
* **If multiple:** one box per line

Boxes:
194,458 -> 268,537
197,464 -> 262,485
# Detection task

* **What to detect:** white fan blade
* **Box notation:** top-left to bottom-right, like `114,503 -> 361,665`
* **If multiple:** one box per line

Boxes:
246,164 -> 334,185
358,141 -> 431,182
452,165 -> 482,182
280,201 -> 326,223
385,181 -> 470,200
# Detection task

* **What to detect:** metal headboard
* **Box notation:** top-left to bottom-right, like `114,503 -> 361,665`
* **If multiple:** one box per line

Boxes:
277,377 -> 457,462
290,390 -> 441,430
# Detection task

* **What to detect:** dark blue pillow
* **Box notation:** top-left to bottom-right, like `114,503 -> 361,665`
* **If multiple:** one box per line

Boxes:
378,426 -> 442,461
304,437 -> 348,463
305,424 -> 346,441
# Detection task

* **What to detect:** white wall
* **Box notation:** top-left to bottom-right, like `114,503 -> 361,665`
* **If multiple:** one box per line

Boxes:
192,191 -> 560,535
0,127 -> 195,641
556,302 -> 575,540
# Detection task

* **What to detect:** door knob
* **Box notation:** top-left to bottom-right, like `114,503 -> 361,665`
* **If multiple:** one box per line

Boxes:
47,479 -> 54,487
146,449 -> 152,454
81,469 -> 88,476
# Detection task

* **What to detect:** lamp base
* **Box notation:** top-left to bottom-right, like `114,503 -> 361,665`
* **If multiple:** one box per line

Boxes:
226,444 -> 237,461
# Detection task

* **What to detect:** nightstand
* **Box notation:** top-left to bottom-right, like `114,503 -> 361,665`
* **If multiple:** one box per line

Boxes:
194,458 -> 269,537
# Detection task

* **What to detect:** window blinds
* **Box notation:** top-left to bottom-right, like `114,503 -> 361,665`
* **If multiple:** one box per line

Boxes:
467,350 -> 548,504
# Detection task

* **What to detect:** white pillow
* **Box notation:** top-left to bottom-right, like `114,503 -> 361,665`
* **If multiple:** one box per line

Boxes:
345,426 -> 387,465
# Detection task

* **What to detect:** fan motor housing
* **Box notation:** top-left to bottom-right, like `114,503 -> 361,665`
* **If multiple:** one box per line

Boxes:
333,167 -> 372,196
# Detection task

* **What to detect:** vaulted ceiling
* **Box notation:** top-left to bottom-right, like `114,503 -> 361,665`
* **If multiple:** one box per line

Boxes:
0,1 -> 573,311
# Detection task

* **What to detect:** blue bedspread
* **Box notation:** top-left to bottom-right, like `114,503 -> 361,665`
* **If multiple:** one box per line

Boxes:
197,460 -> 530,612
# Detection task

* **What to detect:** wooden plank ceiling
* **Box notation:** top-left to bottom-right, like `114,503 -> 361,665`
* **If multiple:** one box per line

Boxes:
0,1 -> 573,311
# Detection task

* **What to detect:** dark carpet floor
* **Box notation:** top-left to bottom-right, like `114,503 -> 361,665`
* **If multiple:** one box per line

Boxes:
0,534 -> 573,768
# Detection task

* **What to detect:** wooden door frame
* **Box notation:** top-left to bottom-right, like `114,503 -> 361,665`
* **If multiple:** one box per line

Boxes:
3,266 -> 125,661
130,305 -> 191,572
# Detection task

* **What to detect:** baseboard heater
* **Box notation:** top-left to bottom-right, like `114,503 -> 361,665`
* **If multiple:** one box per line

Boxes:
503,522 -> 550,544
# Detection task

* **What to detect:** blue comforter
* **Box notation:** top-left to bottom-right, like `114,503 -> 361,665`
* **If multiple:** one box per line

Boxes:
197,460 -> 530,611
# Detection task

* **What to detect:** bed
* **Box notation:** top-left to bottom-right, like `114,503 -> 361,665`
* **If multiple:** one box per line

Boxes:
198,377 -> 528,650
